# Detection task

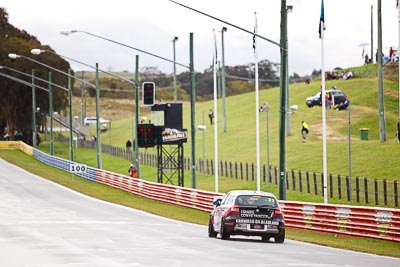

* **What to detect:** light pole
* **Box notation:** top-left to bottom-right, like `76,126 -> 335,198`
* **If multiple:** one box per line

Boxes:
8,52 -> 89,160
0,72 -> 51,146
0,65 -> 70,150
169,0 -> 288,198
31,48 -> 138,167
61,29 -> 197,188
279,0 -> 289,200
32,70 -> 37,147
172,36 -> 178,102
134,55 -> 140,177
95,63 -> 102,168
221,27 -> 227,133
68,69 -> 74,161
377,0 -> 386,142
285,5 -> 293,137
259,102 -> 270,186
48,72 -> 54,155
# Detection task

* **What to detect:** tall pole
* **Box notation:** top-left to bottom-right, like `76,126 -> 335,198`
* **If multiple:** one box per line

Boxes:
49,72 -> 54,155
68,69 -> 74,161
218,61 -> 222,99
221,27 -> 227,133
320,0 -> 328,204
135,55 -> 140,177
32,69 -> 37,148
266,104 -> 270,186
348,104 -> 352,204
377,0 -> 386,142
254,13 -> 261,192
279,0 -> 288,200
213,29 -> 219,193
397,2 -> 400,119
202,111 -> 205,174
95,63 -> 102,168
285,6 -> 291,136
81,71 -> 85,125
173,37 -> 178,103
371,5 -> 374,64
190,32 -> 197,188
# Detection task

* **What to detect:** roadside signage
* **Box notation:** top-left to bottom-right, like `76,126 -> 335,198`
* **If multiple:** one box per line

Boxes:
69,164 -> 87,174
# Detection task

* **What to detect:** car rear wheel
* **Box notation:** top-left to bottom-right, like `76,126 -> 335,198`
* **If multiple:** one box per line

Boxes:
208,217 -> 217,238
274,229 -> 285,243
220,220 -> 230,240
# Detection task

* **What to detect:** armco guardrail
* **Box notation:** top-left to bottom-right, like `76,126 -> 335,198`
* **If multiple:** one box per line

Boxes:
1,141 -> 399,242
280,202 -> 400,242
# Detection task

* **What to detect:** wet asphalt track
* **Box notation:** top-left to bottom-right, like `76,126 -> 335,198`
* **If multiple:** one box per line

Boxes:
0,158 -> 399,267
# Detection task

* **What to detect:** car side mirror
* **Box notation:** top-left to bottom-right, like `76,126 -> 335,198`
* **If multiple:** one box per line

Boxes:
213,198 -> 222,207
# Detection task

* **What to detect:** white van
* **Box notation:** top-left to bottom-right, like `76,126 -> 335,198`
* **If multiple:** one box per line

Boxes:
84,117 -> 109,130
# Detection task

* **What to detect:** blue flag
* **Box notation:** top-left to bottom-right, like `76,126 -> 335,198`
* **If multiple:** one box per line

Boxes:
318,0 -> 325,38
253,12 -> 257,56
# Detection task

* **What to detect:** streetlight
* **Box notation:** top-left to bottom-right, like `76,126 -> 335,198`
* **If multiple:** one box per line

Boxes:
8,53 -> 54,154
31,49 -> 136,85
8,52 -> 92,159
172,36 -> 178,102
169,0 -> 288,199
259,102 -> 270,186
221,27 -> 227,133
0,71 -> 51,146
31,48 -> 138,170
60,30 -> 189,68
61,29 -> 198,188
0,65 -> 71,148
285,5 -> 293,137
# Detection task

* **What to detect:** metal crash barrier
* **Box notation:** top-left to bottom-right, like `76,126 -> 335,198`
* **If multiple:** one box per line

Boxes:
1,141 -> 399,242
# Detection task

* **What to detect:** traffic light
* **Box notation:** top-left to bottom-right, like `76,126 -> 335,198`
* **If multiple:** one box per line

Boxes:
142,82 -> 155,106
137,124 -> 155,148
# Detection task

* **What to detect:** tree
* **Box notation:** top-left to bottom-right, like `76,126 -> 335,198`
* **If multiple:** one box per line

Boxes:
0,8 -> 71,144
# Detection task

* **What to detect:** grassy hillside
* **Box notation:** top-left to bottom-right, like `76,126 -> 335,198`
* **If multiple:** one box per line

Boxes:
185,77 -> 399,180
79,75 -> 400,183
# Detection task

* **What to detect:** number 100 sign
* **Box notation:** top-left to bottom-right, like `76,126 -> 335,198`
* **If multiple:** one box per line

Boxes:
69,164 -> 87,174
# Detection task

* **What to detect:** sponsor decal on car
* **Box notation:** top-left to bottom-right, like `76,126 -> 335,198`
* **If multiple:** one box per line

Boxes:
236,218 -> 279,225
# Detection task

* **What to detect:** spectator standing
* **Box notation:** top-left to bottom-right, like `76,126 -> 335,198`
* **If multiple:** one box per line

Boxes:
36,133 -> 41,146
325,92 -> 330,109
208,109 -> 214,124
389,47 -> 394,62
397,119 -> 400,143
126,139 -> 132,151
301,121 -> 309,143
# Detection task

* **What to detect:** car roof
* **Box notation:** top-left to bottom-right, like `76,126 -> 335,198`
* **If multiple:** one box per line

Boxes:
226,190 -> 277,198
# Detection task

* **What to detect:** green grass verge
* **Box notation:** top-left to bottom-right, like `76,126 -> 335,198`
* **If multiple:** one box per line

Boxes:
0,149 -> 399,258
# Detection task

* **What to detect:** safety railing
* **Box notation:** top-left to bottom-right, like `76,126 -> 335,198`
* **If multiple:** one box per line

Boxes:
1,141 -> 399,242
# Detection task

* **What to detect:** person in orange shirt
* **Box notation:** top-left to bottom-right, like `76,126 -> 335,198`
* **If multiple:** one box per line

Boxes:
128,164 -> 137,178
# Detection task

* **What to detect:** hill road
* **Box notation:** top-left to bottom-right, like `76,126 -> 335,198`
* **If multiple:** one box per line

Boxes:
0,158 -> 399,267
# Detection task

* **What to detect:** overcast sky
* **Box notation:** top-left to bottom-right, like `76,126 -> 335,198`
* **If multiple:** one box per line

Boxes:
1,0 -> 399,76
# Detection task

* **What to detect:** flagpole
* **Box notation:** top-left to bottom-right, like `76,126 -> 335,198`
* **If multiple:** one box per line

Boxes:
398,1 -> 400,120
320,0 -> 328,204
253,12 -> 260,192
213,29 -> 219,193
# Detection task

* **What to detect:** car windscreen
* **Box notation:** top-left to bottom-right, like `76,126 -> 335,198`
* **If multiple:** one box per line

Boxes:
235,195 -> 277,207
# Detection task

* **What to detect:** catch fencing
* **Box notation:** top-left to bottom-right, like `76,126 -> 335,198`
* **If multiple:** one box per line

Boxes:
2,141 -> 399,242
